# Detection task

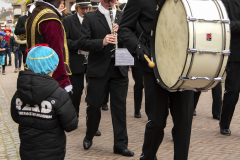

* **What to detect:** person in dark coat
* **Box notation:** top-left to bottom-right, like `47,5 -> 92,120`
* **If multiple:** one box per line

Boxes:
220,0 -> 240,136
119,0 -> 194,159
132,22 -> 144,118
79,0 -> 134,156
62,0 -> 90,119
63,0 -> 101,136
11,45 -> 78,160
10,30 -> 22,73
90,0 -> 109,111
0,31 -> 7,74
14,3 -> 30,64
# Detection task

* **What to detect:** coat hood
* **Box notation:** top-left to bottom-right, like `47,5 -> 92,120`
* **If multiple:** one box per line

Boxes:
17,71 -> 59,104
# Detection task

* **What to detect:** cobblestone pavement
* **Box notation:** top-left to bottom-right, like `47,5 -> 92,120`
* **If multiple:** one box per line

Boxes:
1,55 -> 240,160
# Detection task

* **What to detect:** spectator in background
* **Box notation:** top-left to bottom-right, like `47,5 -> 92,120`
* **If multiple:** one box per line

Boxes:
0,31 -> 8,75
10,29 -> 22,73
3,28 -> 12,66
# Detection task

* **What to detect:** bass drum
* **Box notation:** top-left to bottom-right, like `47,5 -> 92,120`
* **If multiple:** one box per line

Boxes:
151,0 -> 230,92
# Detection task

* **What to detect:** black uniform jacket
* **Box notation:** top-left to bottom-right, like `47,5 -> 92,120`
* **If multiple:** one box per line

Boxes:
14,15 -> 28,51
79,9 -> 128,78
11,71 -> 78,160
119,0 -> 158,72
63,13 -> 86,74
222,0 -> 240,62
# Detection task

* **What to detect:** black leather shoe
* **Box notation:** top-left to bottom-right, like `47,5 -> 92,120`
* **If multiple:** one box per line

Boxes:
95,130 -> 101,136
140,153 -> 157,160
193,110 -> 196,116
220,127 -> 231,136
83,137 -> 92,150
134,112 -> 141,118
213,114 -> 220,120
114,148 -> 134,157
102,104 -> 108,111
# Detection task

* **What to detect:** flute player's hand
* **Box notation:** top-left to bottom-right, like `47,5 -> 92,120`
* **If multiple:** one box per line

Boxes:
113,23 -> 119,33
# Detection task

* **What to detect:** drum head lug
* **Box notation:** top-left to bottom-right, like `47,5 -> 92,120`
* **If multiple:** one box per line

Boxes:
168,88 -> 177,92
187,16 -> 197,22
214,77 -> 223,81
179,76 -> 189,81
187,48 -> 197,54
178,88 -> 185,92
222,50 -> 230,56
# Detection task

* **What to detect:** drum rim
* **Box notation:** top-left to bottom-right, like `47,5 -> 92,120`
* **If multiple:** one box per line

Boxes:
151,0 -> 168,90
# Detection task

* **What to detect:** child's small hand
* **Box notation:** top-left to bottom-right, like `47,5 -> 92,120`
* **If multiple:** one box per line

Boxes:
11,52 -> 14,54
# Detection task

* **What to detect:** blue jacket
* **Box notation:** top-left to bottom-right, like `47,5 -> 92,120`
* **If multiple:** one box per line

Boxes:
0,39 -> 8,56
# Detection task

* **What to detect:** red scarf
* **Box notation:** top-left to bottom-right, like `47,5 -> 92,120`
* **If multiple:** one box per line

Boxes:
5,35 -> 10,41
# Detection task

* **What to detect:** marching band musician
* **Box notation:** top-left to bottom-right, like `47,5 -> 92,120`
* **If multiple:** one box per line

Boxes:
132,23 -> 144,118
91,1 -> 99,11
90,0 -> 109,111
14,2 -> 31,65
63,0 -> 90,118
119,0 -> 194,160
25,0 -> 72,93
63,0 -> 101,137
79,0 -> 134,156
220,0 -> 240,136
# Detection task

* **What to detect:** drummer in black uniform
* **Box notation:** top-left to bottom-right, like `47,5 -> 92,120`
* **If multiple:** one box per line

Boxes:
119,0 -> 194,160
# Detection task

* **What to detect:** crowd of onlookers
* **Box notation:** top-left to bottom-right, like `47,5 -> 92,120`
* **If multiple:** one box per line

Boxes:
0,29 -> 22,75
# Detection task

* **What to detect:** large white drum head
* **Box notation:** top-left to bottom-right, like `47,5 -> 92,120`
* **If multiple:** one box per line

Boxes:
155,0 -> 188,88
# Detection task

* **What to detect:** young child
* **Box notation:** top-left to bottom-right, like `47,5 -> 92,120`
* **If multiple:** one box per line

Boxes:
3,28 -> 12,66
0,31 -> 7,75
10,29 -> 21,73
11,45 -> 78,160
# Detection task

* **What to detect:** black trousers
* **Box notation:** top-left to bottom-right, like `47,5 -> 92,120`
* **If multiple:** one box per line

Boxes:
85,60 -> 129,150
141,71 -> 194,160
69,73 -> 85,117
220,62 -> 240,129
194,82 -> 222,115
132,67 -> 144,113
103,86 -> 109,105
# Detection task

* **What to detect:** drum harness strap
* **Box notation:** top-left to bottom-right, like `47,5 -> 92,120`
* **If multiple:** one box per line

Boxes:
137,0 -> 160,55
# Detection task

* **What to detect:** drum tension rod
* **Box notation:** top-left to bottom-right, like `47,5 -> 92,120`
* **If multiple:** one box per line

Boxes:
191,77 -> 212,81
187,16 -> 230,23
187,48 -> 231,56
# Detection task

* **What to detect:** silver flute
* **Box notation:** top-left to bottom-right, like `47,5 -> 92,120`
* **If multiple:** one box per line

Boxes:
109,6 -> 118,49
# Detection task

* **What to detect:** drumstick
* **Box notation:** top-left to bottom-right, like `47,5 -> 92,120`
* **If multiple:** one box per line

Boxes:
144,54 -> 155,68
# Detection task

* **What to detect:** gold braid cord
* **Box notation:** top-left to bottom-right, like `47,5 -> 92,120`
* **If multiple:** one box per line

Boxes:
29,9 -> 72,75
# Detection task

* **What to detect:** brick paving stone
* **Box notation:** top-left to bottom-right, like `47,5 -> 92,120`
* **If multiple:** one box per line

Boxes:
2,55 -> 240,159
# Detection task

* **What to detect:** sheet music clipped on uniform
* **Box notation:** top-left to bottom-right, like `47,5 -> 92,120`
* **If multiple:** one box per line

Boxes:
115,48 -> 134,66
